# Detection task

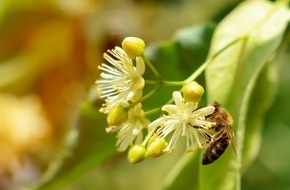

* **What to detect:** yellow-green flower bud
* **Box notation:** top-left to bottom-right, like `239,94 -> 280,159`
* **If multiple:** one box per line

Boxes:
182,81 -> 204,103
122,37 -> 145,59
107,106 -> 128,126
127,144 -> 146,164
146,135 -> 168,158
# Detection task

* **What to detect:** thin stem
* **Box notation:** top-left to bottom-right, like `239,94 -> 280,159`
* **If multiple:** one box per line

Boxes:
185,36 -> 247,83
127,87 -> 161,110
145,80 -> 159,85
141,87 -> 161,102
145,107 -> 161,116
142,125 -> 158,147
146,80 -> 184,86
142,54 -> 163,81
162,80 -> 185,86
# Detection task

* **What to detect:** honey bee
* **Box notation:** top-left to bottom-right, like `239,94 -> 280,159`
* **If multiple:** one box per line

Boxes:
202,102 -> 237,165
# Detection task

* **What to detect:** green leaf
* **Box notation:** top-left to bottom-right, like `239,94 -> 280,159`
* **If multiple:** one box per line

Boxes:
241,30 -> 290,189
203,1 -> 289,190
242,63 -> 278,171
146,24 -> 214,81
173,23 -> 215,77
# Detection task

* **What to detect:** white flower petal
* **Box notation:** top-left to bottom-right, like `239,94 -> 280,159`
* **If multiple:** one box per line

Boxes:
134,76 -> 145,90
172,91 -> 183,109
192,105 -> 215,117
136,57 -> 145,75
148,117 -> 164,129
162,104 -> 178,114
185,102 -> 197,112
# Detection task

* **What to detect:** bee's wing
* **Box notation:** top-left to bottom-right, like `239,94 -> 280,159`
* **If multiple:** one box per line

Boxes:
227,125 -> 237,157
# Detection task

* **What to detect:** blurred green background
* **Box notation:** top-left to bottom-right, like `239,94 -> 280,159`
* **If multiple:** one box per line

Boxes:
0,0 -> 289,189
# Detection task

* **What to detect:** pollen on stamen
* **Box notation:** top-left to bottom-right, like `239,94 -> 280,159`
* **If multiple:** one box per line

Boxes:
95,46 -> 146,113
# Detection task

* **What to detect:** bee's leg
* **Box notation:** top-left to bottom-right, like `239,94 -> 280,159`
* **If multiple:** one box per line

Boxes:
188,123 -> 200,129
199,138 -> 211,149
188,123 -> 214,149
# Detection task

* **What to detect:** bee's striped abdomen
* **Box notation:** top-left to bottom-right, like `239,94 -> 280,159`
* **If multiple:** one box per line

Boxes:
202,132 -> 230,165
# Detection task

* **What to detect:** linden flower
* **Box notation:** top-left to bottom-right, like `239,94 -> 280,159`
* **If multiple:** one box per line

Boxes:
0,94 -> 51,172
106,103 -> 150,152
96,47 -> 145,113
148,91 -> 215,153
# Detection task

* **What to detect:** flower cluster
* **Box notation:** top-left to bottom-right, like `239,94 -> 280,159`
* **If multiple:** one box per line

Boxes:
95,37 -> 217,163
